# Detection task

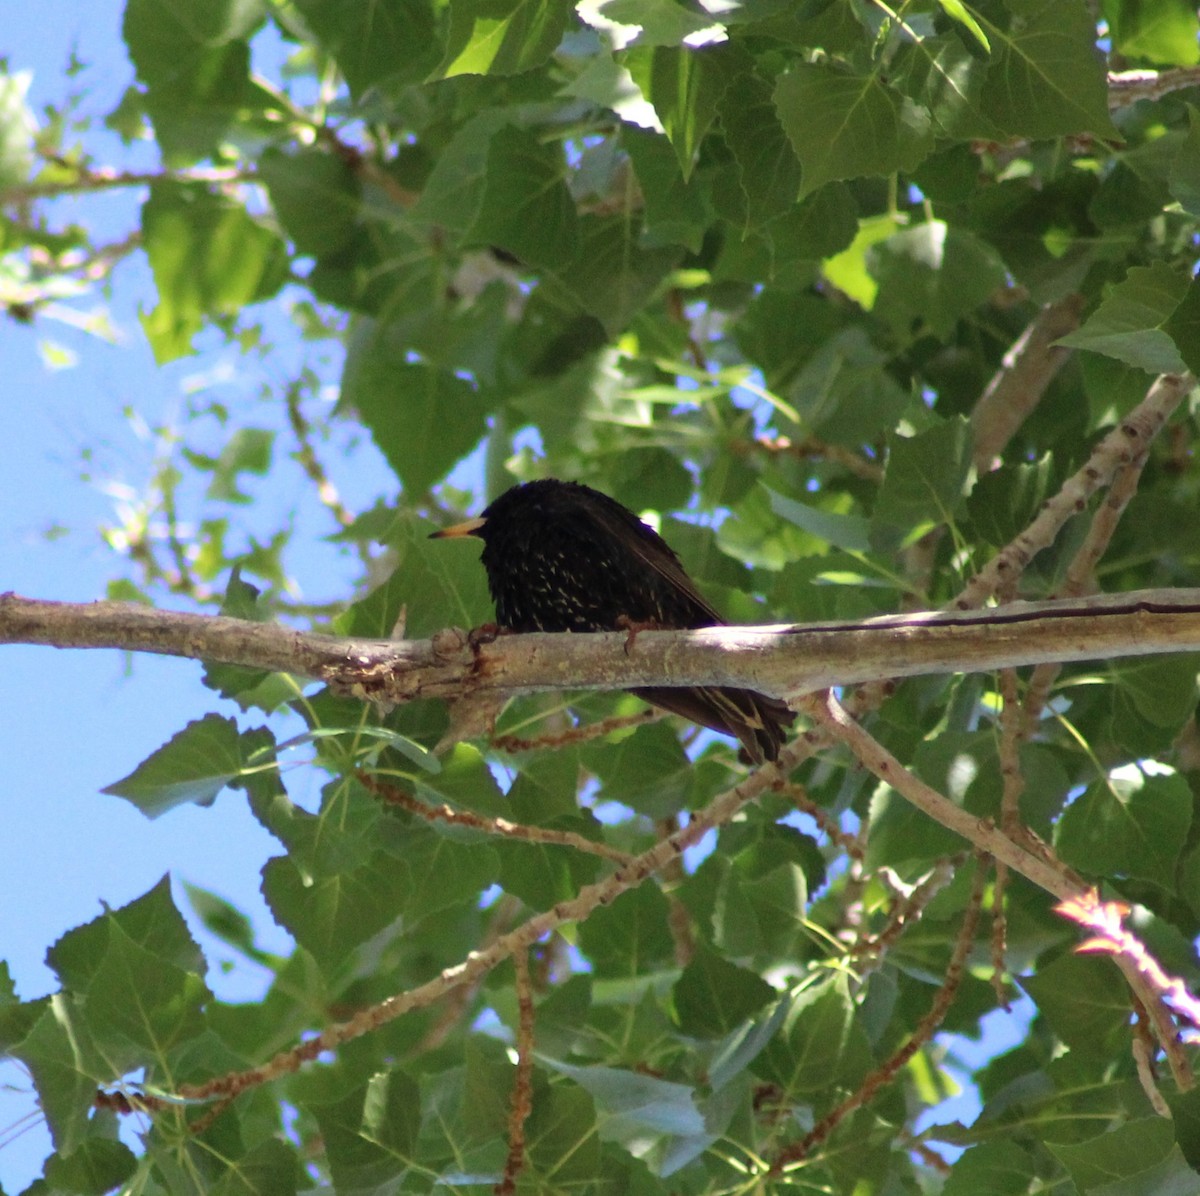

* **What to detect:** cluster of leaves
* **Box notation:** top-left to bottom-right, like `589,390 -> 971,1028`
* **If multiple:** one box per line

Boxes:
7,0 -> 1200,1192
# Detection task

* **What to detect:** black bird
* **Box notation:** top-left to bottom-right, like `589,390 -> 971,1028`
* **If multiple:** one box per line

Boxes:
430,479 -> 793,763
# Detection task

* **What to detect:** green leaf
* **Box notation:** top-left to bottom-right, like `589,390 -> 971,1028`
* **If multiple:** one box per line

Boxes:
411,110 -> 510,243
582,721 -> 693,817
466,125 -> 579,267
944,1140 -> 1036,1196
184,881 -> 274,965
717,68 -> 802,230
870,222 -> 1008,343
967,456 -> 1054,548
496,829 -> 601,910
523,1082 -> 603,1185
0,70 -> 35,187
625,45 -> 729,179
1169,107 -> 1200,216
588,0 -> 725,48
261,848 -> 412,970
80,922 -> 210,1069
577,885 -> 675,978
48,877 -> 206,987
260,146 -> 362,257
1163,277 -> 1200,375
439,0 -> 573,77
766,488 -> 871,553
381,824 -> 499,922
766,180 -> 859,267
309,1069 -> 422,1192
758,976 -> 870,1095
24,889 -> 211,1103
549,214 -> 683,335
873,417 -> 972,545
622,126 -> 710,252
1103,0 -> 1200,66
337,512 -> 493,639
1055,770 -> 1192,889
123,0 -> 264,161
210,1138 -> 304,1196
1057,263 -> 1191,373
141,184 -> 288,362
1111,654 -> 1200,732
892,34 -> 1006,142
1049,1118 -> 1179,1191
774,63 -> 933,197
44,1138 -> 139,1195
207,427 -> 273,502
936,0 -> 990,52
341,325 -> 489,496
12,999 -> 104,1153
0,965 -> 43,1053
293,0 -> 440,96
102,714 -> 262,817
672,947 -> 774,1038
1020,954 -> 1130,1056
707,992 -> 792,1092
976,0 -> 1119,140
542,1059 -> 707,1175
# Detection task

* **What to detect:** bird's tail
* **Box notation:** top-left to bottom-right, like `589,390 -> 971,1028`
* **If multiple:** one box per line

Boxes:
631,686 -> 793,765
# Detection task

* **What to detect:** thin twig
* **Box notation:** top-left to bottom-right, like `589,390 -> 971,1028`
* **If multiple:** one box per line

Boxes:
491,708 -> 659,752
746,435 -> 884,483
1,165 -> 255,205
359,772 -> 636,866
285,384 -> 355,530
848,856 -> 964,967
771,779 -> 864,861
495,950 -> 536,1196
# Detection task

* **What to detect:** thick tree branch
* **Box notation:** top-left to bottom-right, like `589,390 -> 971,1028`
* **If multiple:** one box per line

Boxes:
1109,66 -> 1200,107
970,293 -> 1085,470
6,589 -> 1200,706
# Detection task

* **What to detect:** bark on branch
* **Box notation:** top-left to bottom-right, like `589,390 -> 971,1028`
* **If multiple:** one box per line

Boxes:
5,588 -> 1200,706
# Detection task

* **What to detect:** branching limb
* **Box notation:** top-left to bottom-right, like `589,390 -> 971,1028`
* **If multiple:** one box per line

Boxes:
167,748 -> 790,1105
1059,894 -> 1197,1092
810,691 -> 1199,1094
802,691 -> 1079,898
772,855 -> 989,1170
956,372 -> 1192,609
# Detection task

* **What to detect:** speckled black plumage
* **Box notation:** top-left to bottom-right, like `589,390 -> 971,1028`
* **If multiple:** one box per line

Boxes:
432,479 -> 793,763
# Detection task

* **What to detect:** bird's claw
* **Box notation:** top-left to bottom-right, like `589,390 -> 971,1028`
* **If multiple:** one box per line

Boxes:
468,622 -> 502,649
616,615 -> 659,655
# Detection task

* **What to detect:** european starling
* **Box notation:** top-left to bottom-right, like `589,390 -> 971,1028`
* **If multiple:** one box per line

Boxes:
430,479 -> 793,763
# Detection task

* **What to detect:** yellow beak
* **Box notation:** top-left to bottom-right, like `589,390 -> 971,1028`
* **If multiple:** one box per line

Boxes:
429,516 -> 487,540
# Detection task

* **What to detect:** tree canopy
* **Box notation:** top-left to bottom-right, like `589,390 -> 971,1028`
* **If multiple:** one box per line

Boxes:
6,1 -> 1200,1192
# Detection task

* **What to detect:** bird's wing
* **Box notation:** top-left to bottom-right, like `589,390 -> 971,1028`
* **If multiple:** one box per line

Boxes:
586,496 -> 727,626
